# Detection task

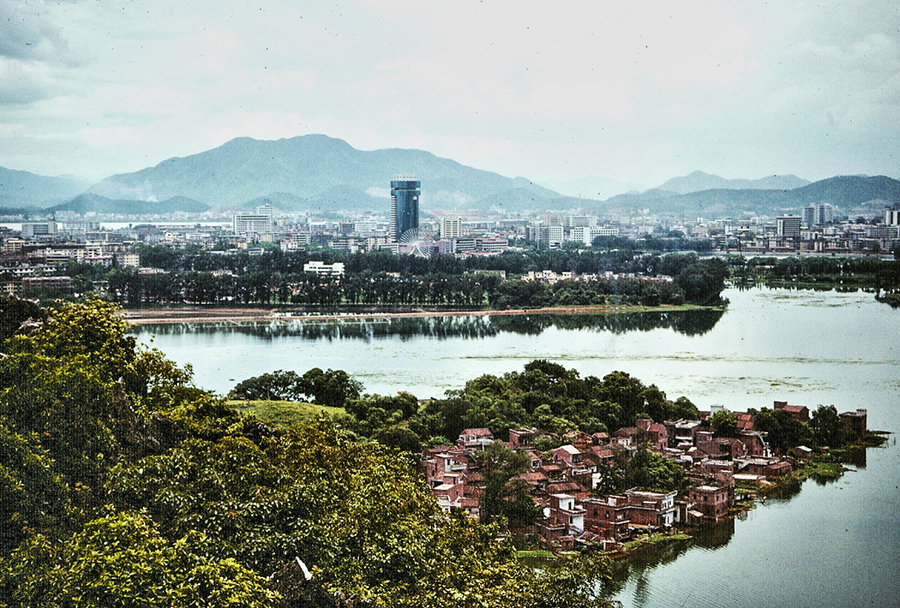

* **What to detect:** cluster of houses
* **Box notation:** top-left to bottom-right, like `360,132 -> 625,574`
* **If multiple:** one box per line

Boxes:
421,402 -> 868,552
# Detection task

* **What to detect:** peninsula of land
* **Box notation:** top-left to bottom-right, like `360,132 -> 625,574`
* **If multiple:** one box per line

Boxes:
119,302 -> 720,325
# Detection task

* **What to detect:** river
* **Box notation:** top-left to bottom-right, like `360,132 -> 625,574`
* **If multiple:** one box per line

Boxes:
132,287 -> 900,608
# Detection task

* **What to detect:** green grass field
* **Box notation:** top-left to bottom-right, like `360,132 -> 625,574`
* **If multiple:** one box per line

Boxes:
226,399 -> 345,429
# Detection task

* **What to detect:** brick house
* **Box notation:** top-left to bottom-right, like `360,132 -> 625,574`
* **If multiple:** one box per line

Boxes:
736,457 -> 793,478
546,493 -> 586,534
738,430 -> 770,457
688,484 -> 731,520
621,489 -> 677,527
636,418 -> 668,450
458,428 -> 494,450
582,495 -> 631,540
509,427 -> 541,448
695,431 -> 748,460
839,409 -> 867,441
774,400 -> 810,423
666,419 -> 704,449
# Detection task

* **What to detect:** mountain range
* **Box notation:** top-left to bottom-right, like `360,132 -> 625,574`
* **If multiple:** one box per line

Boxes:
0,167 -> 91,209
653,170 -> 810,194
599,175 -> 900,218
2,134 -> 899,218
84,135 -> 563,213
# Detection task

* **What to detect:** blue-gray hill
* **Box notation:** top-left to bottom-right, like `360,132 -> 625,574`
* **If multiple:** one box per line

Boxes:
86,134 -> 561,211
0,167 -> 90,208
598,175 -> 900,217
47,193 -> 209,215
655,170 -> 809,194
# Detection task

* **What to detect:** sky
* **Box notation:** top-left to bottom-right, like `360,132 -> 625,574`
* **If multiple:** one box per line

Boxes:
1,0 -> 899,191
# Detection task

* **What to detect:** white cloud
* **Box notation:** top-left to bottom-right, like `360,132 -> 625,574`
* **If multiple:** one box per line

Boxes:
0,0 -> 898,184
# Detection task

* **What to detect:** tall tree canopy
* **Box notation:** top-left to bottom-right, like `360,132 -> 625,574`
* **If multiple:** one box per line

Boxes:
0,299 -> 616,608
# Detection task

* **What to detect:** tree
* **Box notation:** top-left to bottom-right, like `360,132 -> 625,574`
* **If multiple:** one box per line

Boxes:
675,258 -> 728,305
8,296 -> 137,384
228,370 -> 303,401
0,512 -> 277,608
473,441 -> 541,529
298,368 -> 363,409
810,404 -> 844,448
622,443 -> 686,493
0,295 -> 44,347
668,396 -> 700,420
373,424 -> 422,453
598,371 -> 646,428
0,419 -> 70,555
710,409 -> 738,437
751,408 -> 813,452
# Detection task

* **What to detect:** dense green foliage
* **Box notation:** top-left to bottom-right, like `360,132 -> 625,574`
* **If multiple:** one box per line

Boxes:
809,404 -> 845,448
390,362 -> 699,448
475,442 -> 542,528
52,246 -> 729,309
710,409 -> 738,437
748,408 -> 814,452
593,443 -> 687,496
229,368 -> 363,408
0,297 -> 617,607
739,255 -> 900,303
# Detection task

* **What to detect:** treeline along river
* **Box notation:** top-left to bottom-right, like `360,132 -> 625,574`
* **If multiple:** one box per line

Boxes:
133,287 -> 900,608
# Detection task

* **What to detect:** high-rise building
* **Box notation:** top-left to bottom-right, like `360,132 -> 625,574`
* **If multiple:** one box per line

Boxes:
803,204 -> 834,227
441,216 -> 462,239
776,215 -> 801,238
886,207 -> 900,226
815,203 -> 834,226
233,203 -> 274,235
802,205 -> 816,227
390,175 -> 420,242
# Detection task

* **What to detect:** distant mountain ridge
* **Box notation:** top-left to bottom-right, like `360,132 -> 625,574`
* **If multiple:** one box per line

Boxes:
47,193 -> 209,215
2,137 -> 899,219
655,171 -> 810,194
0,167 -> 91,208
86,134 -> 560,211
599,174 -> 900,218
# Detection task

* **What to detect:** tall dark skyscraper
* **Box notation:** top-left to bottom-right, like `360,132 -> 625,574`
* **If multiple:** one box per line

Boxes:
390,175 -> 420,242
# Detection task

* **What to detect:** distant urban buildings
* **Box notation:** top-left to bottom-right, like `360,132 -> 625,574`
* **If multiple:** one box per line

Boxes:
233,203 -> 274,236
885,208 -> 900,226
440,217 -> 462,239
776,215 -> 801,238
802,203 -> 834,227
390,175 -> 420,242
302,261 -> 345,276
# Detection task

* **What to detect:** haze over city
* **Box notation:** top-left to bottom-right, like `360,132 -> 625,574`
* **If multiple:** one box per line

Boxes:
2,0 -> 899,191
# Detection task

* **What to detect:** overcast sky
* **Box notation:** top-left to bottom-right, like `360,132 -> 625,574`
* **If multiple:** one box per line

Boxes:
2,0 -> 899,189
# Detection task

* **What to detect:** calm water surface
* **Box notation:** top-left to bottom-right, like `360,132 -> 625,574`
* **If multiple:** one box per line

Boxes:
134,287 -> 900,608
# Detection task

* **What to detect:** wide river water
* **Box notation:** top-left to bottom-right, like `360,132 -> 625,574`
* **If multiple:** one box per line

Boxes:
133,287 -> 900,607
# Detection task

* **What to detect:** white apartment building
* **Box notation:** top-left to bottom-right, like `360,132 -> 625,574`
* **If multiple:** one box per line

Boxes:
232,203 -> 274,235
303,261 -> 345,276
441,217 -> 462,239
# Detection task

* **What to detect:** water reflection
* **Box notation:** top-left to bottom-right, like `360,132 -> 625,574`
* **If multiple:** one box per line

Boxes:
606,519 -> 735,599
132,308 -> 725,341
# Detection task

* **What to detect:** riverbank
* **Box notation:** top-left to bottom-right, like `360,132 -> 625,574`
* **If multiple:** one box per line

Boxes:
119,303 -> 722,325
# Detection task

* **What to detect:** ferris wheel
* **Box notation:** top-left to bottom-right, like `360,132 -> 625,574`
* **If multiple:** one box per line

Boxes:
399,228 -> 433,257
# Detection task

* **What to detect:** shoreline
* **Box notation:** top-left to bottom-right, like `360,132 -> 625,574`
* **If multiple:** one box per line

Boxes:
119,303 -> 718,326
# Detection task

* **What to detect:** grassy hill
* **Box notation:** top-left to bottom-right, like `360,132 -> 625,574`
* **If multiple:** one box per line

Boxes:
226,399 -> 344,429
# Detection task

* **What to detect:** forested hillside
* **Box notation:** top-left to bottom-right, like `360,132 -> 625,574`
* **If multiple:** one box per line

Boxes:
0,297 -> 615,607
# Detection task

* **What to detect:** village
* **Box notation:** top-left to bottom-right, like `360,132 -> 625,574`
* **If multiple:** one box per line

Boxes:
421,402 -> 869,553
